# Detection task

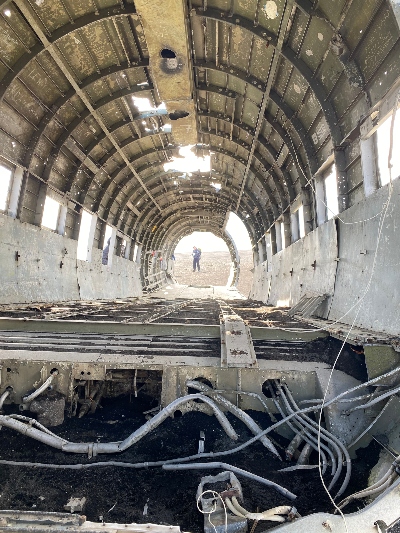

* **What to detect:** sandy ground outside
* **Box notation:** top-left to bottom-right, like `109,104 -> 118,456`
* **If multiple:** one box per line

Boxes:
172,249 -> 254,297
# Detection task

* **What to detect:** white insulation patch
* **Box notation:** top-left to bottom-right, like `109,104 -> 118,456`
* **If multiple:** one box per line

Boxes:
263,1 -> 278,19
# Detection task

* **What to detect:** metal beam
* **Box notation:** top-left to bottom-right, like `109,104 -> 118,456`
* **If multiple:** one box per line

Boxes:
0,317 -> 328,341
14,0 -> 162,212
194,61 -> 317,176
24,61 -> 150,168
193,9 -> 342,143
197,122 -> 296,202
135,191 -> 263,251
235,0 -> 295,212
0,4 -> 138,102
112,169 -> 275,228
98,141 -> 279,226
42,86 -> 162,182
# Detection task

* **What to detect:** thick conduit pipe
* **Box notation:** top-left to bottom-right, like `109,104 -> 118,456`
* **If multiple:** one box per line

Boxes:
0,395 -> 237,455
1,370 -> 397,474
297,443 -> 313,465
0,416 -> 68,449
211,389 -> 277,422
162,462 -> 297,500
277,384 -> 342,489
344,384 -> 400,414
22,371 -> 58,404
268,383 -> 331,475
0,390 -> 10,411
337,472 -> 398,510
282,384 -> 352,500
117,394 -> 237,452
186,380 -> 280,458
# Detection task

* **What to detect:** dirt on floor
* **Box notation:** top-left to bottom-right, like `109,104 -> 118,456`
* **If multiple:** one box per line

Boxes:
0,394 -> 379,532
226,300 -> 314,328
253,337 -> 368,383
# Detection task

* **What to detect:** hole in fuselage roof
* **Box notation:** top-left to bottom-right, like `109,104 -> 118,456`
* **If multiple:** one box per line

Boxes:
161,48 -> 176,59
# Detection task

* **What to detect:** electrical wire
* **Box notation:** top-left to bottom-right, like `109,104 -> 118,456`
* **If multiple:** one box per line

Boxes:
196,490 -> 228,533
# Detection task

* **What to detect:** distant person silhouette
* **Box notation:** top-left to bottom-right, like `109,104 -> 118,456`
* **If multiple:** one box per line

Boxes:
102,237 -> 111,265
192,246 -> 201,272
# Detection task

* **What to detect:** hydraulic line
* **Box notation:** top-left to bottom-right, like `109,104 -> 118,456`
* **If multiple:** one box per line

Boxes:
282,384 -> 352,499
22,370 -> 58,404
337,451 -> 400,511
344,384 -> 400,414
278,464 -> 319,472
297,443 -> 313,465
348,400 -> 393,449
211,388 -> 277,422
285,432 -> 304,460
162,462 -> 297,500
186,380 -> 280,458
0,390 -> 10,411
337,472 -> 398,510
0,394 -> 238,455
267,382 -> 331,476
277,383 -> 342,488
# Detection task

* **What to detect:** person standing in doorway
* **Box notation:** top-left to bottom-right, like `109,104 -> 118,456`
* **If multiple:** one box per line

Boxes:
192,246 -> 201,272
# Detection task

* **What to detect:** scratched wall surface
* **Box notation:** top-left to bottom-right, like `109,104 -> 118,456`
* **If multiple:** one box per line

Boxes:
0,214 -> 142,304
250,262 -> 271,302
250,179 -> 400,335
77,248 -> 142,301
252,219 -> 338,309
327,178 -> 400,336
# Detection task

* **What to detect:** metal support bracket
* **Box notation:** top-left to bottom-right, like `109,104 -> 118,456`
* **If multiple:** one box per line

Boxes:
219,302 -> 257,368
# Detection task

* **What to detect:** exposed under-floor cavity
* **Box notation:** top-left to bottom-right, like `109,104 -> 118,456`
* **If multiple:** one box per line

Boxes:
0,292 -> 399,532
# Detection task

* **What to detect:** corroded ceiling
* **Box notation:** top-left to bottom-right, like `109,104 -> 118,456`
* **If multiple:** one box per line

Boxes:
0,0 -> 399,255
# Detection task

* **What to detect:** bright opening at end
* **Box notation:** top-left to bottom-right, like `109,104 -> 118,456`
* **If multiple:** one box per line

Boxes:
173,232 -> 231,288
172,214 -> 252,294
